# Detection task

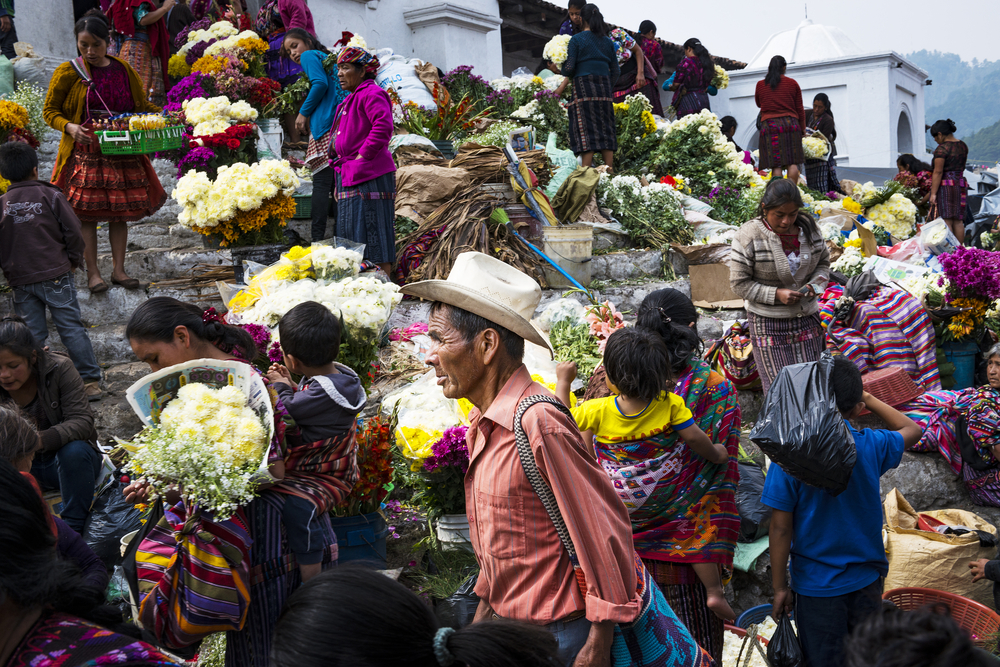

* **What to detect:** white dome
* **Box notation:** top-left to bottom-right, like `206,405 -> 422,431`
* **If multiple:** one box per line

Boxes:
746,18 -> 863,69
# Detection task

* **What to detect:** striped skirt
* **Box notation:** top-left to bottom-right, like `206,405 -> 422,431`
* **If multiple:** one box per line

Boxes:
568,74 -> 617,156
676,90 -> 711,119
758,116 -> 804,170
111,36 -> 164,106
56,141 -> 167,223
334,171 -> 397,265
225,491 -> 337,667
747,312 -> 825,394
936,170 -> 968,220
805,153 -> 841,194
643,560 -> 723,665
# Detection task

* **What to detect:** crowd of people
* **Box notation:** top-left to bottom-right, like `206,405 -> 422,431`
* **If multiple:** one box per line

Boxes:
0,1 -> 991,666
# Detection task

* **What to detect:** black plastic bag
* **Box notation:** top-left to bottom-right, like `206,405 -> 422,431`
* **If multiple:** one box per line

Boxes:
435,574 -> 480,629
736,463 -> 771,542
82,480 -> 144,569
767,613 -> 804,667
749,353 -> 857,496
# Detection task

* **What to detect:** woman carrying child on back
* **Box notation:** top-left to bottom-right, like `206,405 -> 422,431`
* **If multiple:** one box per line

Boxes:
557,327 -> 736,624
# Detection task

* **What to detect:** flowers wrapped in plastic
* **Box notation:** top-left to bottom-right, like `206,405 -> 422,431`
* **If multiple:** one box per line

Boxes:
119,360 -> 274,519
802,134 -> 829,160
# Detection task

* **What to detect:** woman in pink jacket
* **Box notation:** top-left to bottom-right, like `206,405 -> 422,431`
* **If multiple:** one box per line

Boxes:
332,47 -> 396,274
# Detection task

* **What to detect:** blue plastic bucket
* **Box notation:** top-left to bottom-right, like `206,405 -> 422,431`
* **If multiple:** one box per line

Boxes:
330,511 -> 389,567
942,341 -> 979,390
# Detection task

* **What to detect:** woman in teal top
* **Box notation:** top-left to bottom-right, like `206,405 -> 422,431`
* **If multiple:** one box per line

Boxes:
283,28 -> 349,242
555,3 -> 619,170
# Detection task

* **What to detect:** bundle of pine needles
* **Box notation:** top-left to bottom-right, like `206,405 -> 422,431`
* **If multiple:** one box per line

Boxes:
395,184 -> 547,287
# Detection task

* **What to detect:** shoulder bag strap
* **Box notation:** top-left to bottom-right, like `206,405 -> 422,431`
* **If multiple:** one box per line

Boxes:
513,394 -> 579,563
70,56 -> 115,123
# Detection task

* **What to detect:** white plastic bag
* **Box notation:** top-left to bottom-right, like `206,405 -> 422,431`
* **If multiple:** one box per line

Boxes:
919,218 -> 961,256
12,56 -> 46,88
377,56 -> 435,109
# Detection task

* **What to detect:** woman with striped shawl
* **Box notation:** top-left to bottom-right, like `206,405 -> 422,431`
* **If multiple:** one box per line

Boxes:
580,288 -> 741,665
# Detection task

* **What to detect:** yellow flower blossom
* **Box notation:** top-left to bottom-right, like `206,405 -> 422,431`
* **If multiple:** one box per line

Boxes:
168,53 -> 191,78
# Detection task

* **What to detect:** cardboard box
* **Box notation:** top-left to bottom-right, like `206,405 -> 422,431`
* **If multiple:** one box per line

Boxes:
690,262 -> 744,310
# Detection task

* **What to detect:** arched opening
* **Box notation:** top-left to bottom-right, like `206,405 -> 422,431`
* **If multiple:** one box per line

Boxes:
897,112 -> 913,155
745,130 -> 759,153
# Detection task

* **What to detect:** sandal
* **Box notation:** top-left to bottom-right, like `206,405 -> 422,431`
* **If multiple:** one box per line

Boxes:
89,281 -> 109,294
111,277 -> 141,290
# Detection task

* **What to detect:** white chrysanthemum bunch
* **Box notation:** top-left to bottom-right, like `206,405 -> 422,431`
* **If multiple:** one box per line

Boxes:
204,30 -> 262,57
820,221 -> 845,244
2,81 -> 48,141
866,193 -> 917,240
490,74 -> 537,92
897,272 -> 938,301
852,181 -> 880,203
803,135 -> 829,159
179,22 -> 239,54
832,246 -> 866,277
543,75 -> 566,91
346,34 -> 368,49
124,383 -> 267,518
183,96 -> 258,135
173,159 -> 299,229
711,65 -> 729,90
311,245 -> 363,282
236,274 -> 402,336
542,34 -> 571,67
511,99 -> 541,121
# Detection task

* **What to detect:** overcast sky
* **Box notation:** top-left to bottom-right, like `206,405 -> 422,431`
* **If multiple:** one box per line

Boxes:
600,0 -> 997,65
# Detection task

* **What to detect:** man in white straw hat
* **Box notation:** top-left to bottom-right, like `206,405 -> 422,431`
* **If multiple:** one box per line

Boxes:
402,252 -> 640,667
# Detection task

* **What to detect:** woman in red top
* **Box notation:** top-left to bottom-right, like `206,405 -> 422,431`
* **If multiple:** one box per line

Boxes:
755,55 -> 806,184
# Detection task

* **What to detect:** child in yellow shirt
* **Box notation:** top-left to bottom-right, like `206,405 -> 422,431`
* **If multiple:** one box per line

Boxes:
556,326 -> 735,621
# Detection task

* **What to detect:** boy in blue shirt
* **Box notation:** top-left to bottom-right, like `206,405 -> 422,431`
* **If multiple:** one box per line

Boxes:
763,356 -> 921,667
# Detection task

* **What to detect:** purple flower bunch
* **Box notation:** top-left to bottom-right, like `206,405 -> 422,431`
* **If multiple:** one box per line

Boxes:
242,323 -> 272,351
185,38 -> 219,66
940,246 -> 1000,299
443,65 -> 488,87
485,89 -> 514,106
175,16 -> 213,48
176,146 -> 216,178
534,89 -> 561,102
166,72 -> 217,113
268,341 -> 284,364
422,426 -> 470,474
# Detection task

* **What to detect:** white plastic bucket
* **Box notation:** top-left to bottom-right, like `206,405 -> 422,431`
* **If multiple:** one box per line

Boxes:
436,513 -> 473,551
256,118 -> 283,160
541,224 -> 593,288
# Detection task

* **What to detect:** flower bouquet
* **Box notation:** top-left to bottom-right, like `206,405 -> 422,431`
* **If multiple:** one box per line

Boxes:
831,246 -> 866,278
406,426 -> 469,523
852,181 -> 917,240
332,409 -> 398,517
936,247 -> 1000,342
509,90 -> 569,148
711,65 -> 729,90
120,360 -> 274,519
383,371 -> 465,468
441,65 -> 494,116
2,81 -> 47,143
650,109 -> 754,197
390,84 -> 491,143
614,94 -> 661,174
542,35 -> 571,69
173,158 -> 299,247
597,174 -> 692,246
802,133 -> 830,160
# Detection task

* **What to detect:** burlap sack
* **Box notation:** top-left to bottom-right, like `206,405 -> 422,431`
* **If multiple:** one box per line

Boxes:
883,488 -> 997,607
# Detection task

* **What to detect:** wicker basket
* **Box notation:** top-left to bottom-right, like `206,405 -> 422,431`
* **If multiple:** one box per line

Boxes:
292,194 -> 311,219
859,366 -> 922,415
97,126 -> 185,155
883,588 -> 1000,645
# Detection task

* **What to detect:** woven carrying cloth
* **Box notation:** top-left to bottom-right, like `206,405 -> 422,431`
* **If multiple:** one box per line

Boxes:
513,395 -> 714,667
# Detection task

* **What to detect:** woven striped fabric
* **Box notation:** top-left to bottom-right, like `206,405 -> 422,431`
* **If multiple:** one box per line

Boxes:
820,285 -> 941,392
903,388 -> 977,474
137,503 -> 252,649
270,427 -> 359,514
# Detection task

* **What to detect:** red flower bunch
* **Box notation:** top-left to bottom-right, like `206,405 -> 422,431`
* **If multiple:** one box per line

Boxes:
6,127 -> 39,149
332,412 -> 397,517
192,123 -> 255,150
248,78 -> 281,110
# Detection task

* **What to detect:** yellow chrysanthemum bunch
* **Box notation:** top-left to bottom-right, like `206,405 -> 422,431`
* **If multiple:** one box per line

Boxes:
842,197 -> 863,215
192,54 -> 231,76
947,296 -> 990,340
211,194 -> 294,246
168,53 -> 191,78
844,237 -> 864,250
236,36 -> 268,55
641,109 -> 657,136
0,100 -> 29,131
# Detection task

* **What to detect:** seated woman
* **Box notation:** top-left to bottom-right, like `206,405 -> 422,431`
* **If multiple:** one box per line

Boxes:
580,288 -> 740,665
0,317 -> 101,535
0,403 -> 108,593
0,457 -> 180,666
957,344 -> 1000,507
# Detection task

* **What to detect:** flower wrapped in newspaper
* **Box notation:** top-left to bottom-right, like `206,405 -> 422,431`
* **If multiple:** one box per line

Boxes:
120,360 -> 273,519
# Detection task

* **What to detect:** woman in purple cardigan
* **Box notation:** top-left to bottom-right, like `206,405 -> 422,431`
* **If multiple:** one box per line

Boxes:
331,47 -> 396,274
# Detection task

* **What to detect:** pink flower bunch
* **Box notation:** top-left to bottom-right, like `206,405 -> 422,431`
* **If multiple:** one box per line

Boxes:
585,301 -> 626,354
389,322 -> 429,342
940,246 -> 1000,300
422,426 -> 470,474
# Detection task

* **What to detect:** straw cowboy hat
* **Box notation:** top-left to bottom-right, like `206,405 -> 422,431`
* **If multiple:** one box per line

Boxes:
401,252 -> 553,356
